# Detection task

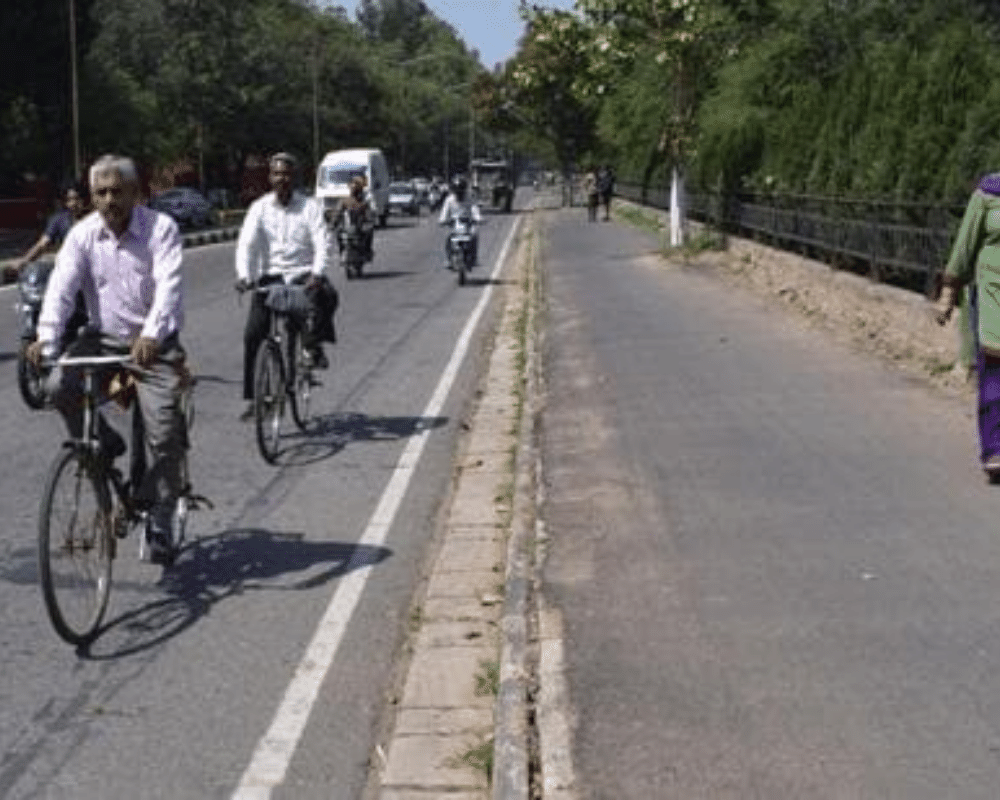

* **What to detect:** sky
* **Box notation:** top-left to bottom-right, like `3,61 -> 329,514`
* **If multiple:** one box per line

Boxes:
339,1 -> 577,71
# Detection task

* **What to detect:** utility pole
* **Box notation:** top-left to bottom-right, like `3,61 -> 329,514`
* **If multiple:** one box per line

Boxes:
312,37 -> 320,170
468,103 -> 475,176
69,0 -> 81,180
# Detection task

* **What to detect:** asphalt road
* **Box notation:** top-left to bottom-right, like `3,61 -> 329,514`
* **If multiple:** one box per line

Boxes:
539,209 -> 1000,799
0,205 -> 520,799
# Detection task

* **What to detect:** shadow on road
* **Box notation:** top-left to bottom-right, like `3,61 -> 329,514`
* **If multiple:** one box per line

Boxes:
79,529 -> 392,660
349,269 -> 416,281
379,217 -> 422,232
461,275 -> 509,288
266,412 -> 448,467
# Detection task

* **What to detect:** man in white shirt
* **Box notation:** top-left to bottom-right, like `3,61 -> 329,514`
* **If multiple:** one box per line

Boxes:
27,154 -> 188,565
235,152 -> 338,420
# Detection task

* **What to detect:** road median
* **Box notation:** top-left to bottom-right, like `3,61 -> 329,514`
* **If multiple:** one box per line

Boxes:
373,210 -> 540,799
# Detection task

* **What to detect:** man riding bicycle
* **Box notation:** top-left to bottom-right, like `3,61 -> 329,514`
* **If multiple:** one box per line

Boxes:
26,154 -> 188,566
235,152 -> 337,421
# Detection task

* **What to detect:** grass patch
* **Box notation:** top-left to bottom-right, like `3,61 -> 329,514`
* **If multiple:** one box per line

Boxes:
926,357 -> 955,376
684,228 -> 727,254
475,659 -> 501,697
451,736 -> 494,784
617,204 -> 663,233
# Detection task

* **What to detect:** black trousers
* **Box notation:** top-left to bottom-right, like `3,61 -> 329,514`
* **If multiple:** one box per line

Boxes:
242,274 -> 338,399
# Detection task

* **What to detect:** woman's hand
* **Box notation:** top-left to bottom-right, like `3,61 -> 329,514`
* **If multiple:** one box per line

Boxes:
936,284 -> 957,326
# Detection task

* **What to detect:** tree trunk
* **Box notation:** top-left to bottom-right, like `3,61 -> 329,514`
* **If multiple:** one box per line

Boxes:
670,163 -> 686,246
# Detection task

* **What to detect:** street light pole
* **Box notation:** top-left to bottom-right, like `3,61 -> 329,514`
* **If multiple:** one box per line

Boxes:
468,103 -> 474,176
312,38 -> 319,169
68,0 -> 81,180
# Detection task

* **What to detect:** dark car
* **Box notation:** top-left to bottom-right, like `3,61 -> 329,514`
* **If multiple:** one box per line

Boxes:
387,182 -> 420,216
149,187 -> 213,229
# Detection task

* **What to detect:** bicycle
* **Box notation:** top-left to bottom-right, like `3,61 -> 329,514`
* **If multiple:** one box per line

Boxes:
245,281 -> 321,463
36,351 -> 206,646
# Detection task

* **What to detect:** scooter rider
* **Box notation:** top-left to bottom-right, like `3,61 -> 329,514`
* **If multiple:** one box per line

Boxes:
438,175 -> 481,268
336,176 -> 375,262
235,151 -> 338,421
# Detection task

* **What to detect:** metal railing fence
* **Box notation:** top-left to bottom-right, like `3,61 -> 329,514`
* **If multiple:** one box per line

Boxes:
616,182 -> 967,296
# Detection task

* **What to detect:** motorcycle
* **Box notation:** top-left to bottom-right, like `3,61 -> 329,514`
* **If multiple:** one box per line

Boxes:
14,259 -> 87,410
335,207 -> 368,280
446,209 -> 477,286
15,259 -> 54,409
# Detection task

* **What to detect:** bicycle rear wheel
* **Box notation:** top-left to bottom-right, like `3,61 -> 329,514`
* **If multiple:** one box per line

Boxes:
38,447 -> 113,646
254,339 -> 287,463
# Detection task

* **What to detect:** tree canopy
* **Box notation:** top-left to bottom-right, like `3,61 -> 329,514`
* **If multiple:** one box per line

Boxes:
0,0 -> 491,198
489,0 -> 1000,203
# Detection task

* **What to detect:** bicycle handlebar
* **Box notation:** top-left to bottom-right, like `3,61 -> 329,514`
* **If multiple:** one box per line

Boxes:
52,354 -> 134,367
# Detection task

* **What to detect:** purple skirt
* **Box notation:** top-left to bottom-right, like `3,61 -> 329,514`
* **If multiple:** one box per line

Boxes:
970,287 -> 1000,463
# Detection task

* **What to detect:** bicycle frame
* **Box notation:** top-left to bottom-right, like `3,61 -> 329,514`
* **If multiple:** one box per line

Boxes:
53,351 -> 198,544
55,354 -> 148,538
248,281 -> 319,462
254,281 -> 313,394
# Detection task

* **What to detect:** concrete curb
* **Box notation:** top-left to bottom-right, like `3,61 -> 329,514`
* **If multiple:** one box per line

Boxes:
180,225 -> 241,249
491,229 -> 538,799
376,215 -> 535,800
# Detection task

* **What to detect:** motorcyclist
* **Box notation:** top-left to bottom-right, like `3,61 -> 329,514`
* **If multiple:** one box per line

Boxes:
335,176 -> 375,262
26,154 -> 189,566
10,184 -> 89,354
438,176 -> 482,268
4,184 -> 88,283
235,151 -> 338,420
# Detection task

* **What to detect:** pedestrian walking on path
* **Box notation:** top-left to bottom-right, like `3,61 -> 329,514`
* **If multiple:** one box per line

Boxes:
937,171 -> 1000,481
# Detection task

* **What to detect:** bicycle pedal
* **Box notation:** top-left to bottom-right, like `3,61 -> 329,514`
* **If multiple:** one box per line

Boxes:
187,492 -> 214,510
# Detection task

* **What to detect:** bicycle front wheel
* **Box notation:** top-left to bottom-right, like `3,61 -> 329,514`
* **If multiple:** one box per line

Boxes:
38,447 -> 113,646
289,333 -> 316,432
254,339 -> 287,463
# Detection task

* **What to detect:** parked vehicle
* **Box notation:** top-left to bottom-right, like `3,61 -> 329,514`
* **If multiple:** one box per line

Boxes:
148,187 -> 213,229
387,181 -> 420,216
315,148 -> 390,228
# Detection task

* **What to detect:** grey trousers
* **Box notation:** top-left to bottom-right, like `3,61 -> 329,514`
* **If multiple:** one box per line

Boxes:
47,333 -> 187,512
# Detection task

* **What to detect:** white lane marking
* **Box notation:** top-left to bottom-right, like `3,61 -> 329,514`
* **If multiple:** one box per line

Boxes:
232,217 -> 523,798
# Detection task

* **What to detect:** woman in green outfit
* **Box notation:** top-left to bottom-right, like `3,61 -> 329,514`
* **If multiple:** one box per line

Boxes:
937,173 -> 1000,481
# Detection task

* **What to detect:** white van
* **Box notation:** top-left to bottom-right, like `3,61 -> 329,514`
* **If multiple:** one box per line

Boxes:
315,148 -> 391,227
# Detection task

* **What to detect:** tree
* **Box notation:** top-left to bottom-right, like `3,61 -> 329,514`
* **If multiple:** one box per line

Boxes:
573,0 -> 752,243
504,6 -> 599,185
